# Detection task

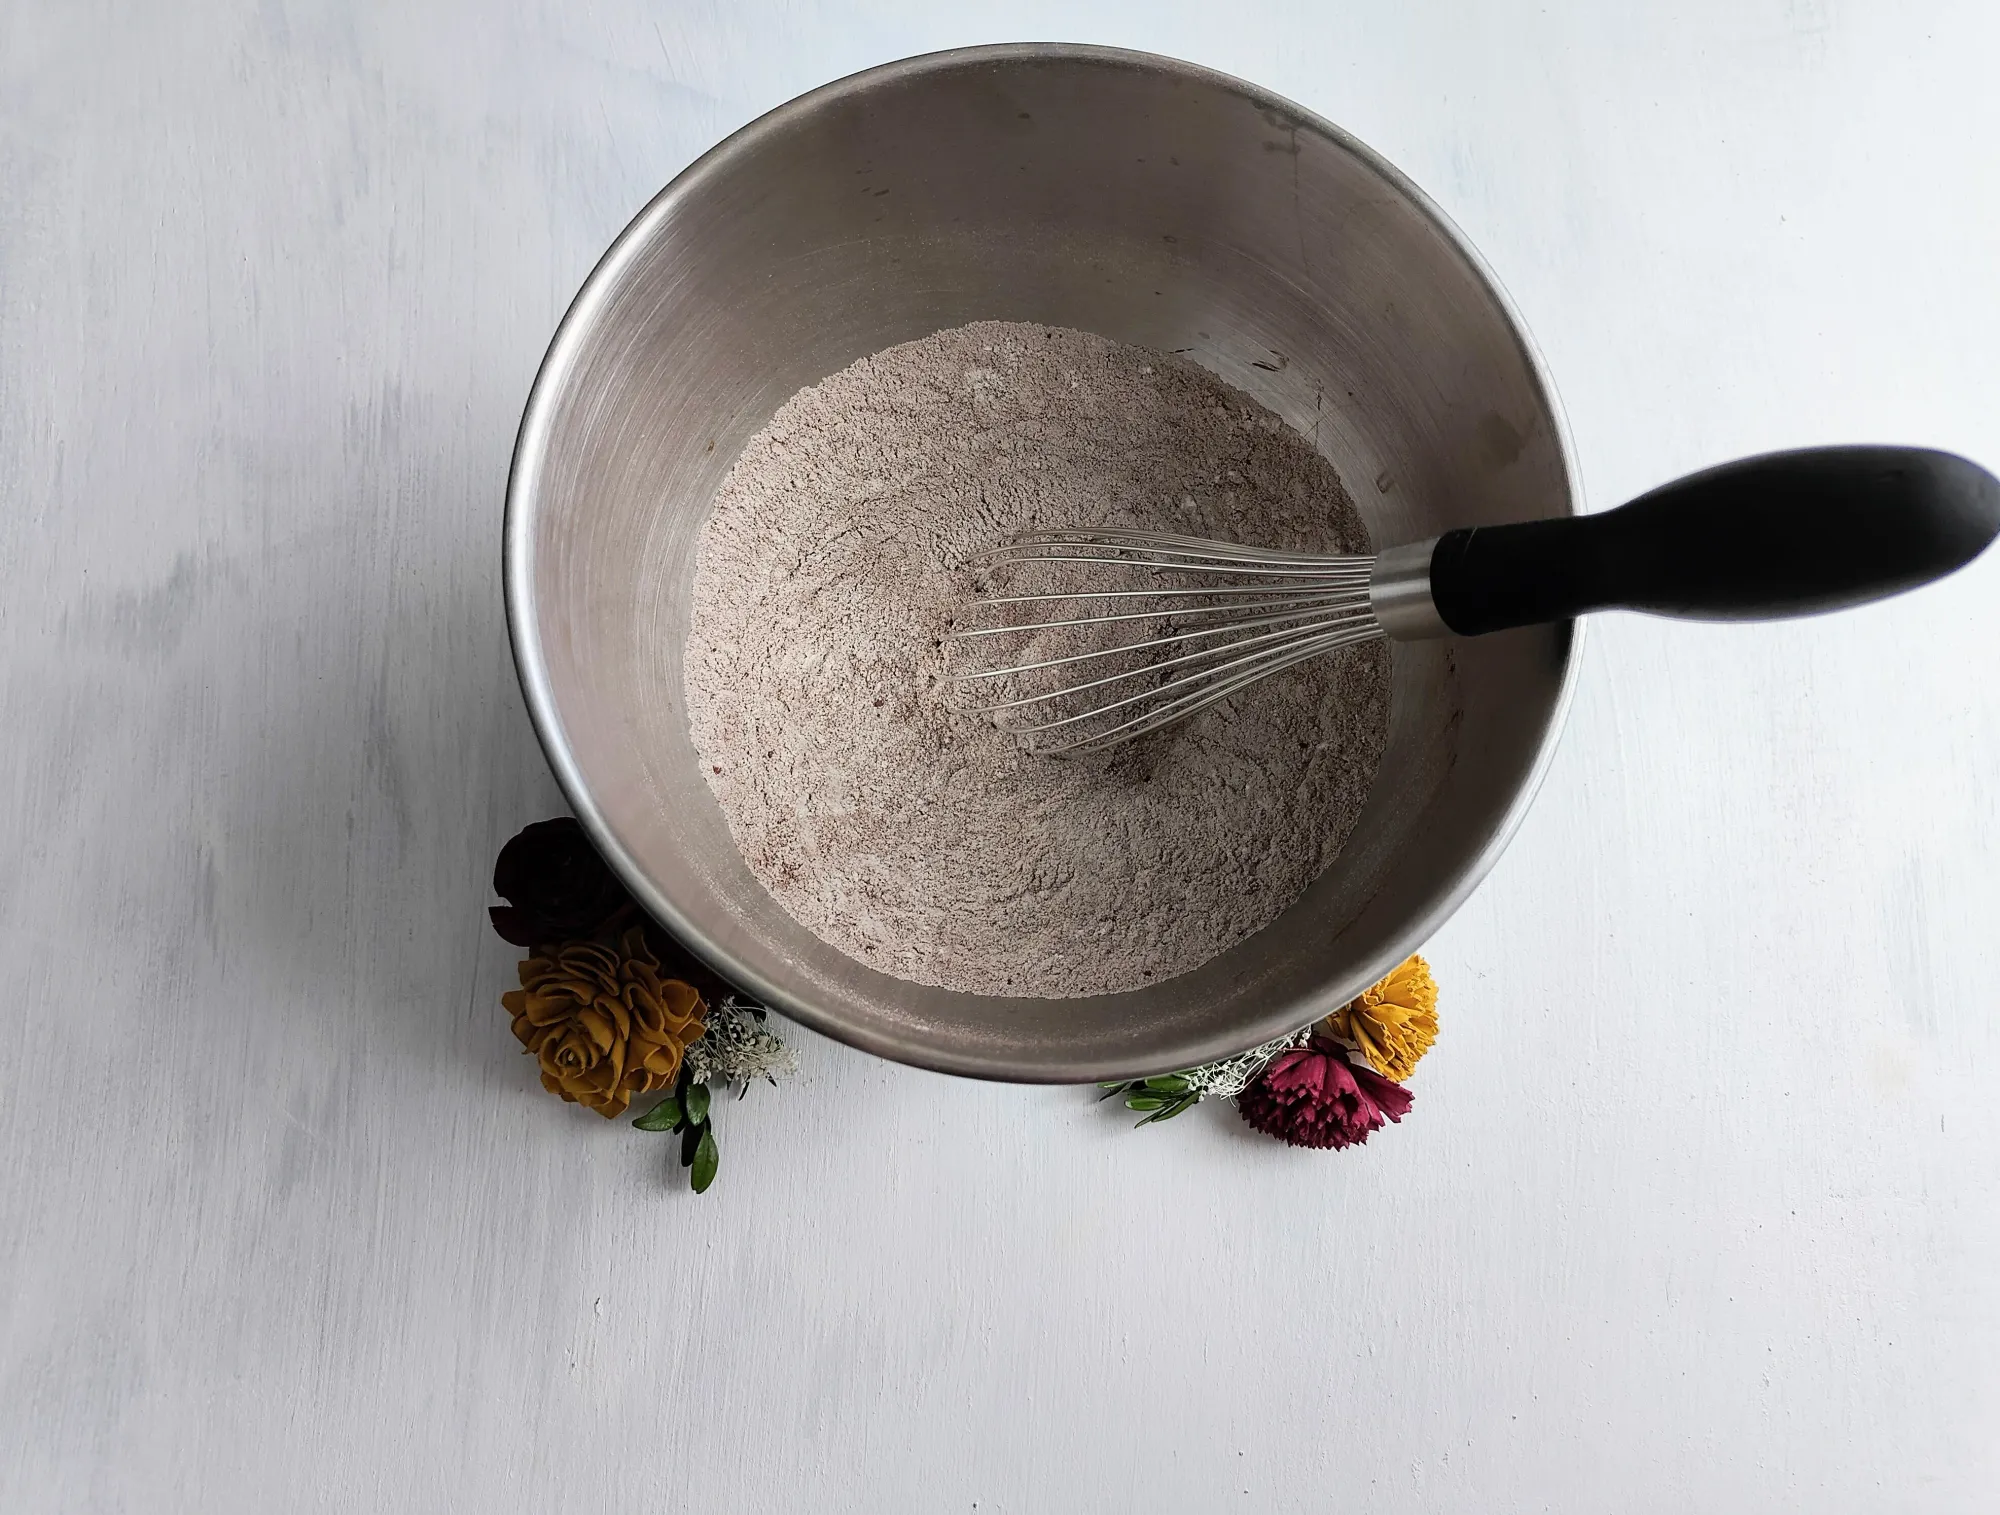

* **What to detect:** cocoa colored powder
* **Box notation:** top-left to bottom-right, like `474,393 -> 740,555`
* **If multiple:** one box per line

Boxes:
685,322 -> 1389,998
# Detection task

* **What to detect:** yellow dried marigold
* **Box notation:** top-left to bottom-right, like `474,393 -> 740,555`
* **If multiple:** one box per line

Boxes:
503,926 -> 706,1118
1324,954 -> 1438,1081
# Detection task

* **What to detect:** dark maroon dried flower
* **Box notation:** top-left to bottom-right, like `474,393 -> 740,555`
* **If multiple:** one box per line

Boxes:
1236,1037 -> 1413,1149
489,817 -> 633,947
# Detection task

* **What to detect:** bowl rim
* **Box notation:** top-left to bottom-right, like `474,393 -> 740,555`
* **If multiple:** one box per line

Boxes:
503,41 -> 1586,1082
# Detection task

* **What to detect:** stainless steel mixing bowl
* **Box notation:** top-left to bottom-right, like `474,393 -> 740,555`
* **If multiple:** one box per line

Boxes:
506,43 -> 1581,1082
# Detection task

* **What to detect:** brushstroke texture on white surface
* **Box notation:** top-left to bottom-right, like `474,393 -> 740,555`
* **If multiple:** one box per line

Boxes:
2,1 -> 1997,1509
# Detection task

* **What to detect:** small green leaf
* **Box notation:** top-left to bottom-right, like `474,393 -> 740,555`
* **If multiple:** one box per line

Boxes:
684,1082 -> 712,1124
680,1121 -> 705,1167
632,1096 -> 682,1132
1140,1094 -> 1200,1125
1096,1081 -> 1127,1091
1125,1095 -> 1167,1112
690,1130 -> 719,1193
1097,1082 -> 1135,1103
1143,1075 -> 1192,1094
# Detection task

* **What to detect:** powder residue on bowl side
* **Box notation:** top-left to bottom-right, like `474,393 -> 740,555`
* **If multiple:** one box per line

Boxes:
684,321 -> 1390,998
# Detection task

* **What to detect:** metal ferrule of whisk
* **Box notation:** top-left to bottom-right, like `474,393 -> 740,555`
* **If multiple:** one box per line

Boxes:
948,528 -> 1446,756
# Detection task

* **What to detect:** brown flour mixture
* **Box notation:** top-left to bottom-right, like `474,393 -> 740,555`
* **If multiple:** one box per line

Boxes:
685,322 -> 1390,998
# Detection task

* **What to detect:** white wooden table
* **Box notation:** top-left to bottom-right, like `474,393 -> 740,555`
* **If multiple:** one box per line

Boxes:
6,2 -> 1998,1509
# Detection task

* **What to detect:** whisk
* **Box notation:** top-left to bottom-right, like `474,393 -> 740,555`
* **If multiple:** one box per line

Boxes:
950,446 -> 2000,755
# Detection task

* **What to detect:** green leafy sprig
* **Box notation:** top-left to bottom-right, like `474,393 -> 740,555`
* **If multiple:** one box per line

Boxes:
1097,1075 -> 1198,1126
633,1064 -> 721,1192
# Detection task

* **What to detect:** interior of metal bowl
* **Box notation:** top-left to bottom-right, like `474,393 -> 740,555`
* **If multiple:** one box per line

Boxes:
506,44 -> 1580,1082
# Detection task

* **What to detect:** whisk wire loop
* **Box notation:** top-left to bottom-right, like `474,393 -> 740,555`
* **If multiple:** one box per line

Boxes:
950,528 -> 1386,755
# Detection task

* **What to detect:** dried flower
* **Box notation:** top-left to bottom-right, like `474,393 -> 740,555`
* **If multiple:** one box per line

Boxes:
1102,1026 -> 1311,1124
1178,1029 -> 1312,1100
1323,954 -> 1438,1080
1236,1036 -> 1413,1149
489,817 -> 632,947
684,997 -> 798,1087
504,927 -> 706,1117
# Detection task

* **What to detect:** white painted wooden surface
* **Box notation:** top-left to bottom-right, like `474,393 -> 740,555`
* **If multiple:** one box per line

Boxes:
5,1 -> 1998,1508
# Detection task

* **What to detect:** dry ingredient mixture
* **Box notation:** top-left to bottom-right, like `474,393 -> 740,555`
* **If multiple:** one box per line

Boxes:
685,321 -> 1390,998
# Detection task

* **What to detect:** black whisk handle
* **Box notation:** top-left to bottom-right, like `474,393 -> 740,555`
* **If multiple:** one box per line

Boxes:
1425,445 -> 2000,637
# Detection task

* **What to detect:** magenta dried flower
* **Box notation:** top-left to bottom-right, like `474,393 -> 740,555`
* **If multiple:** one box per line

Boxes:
1236,1037 -> 1413,1149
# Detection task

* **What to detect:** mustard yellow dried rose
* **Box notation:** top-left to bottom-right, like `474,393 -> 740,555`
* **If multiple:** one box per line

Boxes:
504,927 -> 706,1118
1324,954 -> 1438,1081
